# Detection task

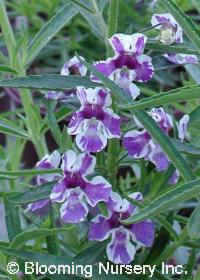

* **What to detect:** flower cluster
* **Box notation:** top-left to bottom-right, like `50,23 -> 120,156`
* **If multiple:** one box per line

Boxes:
68,87 -> 120,153
89,191 -> 154,264
123,108 -> 189,183
92,33 -> 154,99
28,12 -> 197,264
151,13 -> 198,65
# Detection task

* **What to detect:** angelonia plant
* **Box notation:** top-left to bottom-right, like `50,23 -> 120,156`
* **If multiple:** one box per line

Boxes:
1,0 -> 200,279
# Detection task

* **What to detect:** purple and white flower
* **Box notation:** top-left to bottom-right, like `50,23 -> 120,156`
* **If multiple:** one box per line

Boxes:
151,13 -> 198,65
45,56 -> 87,101
27,151 -> 61,214
50,150 -> 112,223
68,87 -> 121,153
151,13 -> 183,44
164,53 -> 198,65
123,108 -> 189,183
91,33 -> 154,99
61,56 -> 87,76
88,191 -> 155,264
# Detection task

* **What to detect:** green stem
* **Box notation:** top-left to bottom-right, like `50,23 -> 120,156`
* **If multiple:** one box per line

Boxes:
107,0 -> 119,188
107,0 -> 118,56
0,0 -> 47,157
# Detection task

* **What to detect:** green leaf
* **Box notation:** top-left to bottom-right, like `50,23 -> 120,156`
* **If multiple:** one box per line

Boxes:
146,40 -> 200,55
4,197 -> 22,241
187,203 -> 200,239
120,85 -> 200,110
27,3 -> 77,64
41,106 -> 73,134
160,0 -> 200,51
0,117 -> 29,139
9,181 -> 56,204
78,56 -> 195,181
0,247 -> 130,280
0,65 -> 18,74
122,178 -> 200,224
9,227 -> 72,250
0,75 -> 98,90
172,139 -> 200,157
46,100 -> 62,148
0,169 -> 61,177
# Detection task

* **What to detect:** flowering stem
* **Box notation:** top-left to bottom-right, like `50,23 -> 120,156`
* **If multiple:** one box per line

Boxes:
107,0 -> 119,188
0,0 -> 47,158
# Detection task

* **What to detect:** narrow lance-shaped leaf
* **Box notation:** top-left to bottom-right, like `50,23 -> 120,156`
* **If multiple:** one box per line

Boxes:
187,203 -> 200,239
120,85 -> 200,110
78,56 -> 195,181
146,40 -> 200,55
27,3 -> 77,64
121,178 -> 200,224
9,227 -> 72,250
8,181 -> 56,204
0,75 -> 99,90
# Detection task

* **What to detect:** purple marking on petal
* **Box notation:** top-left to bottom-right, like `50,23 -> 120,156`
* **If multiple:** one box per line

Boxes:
68,111 -> 84,135
77,153 -> 96,176
61,56 -> 87,76
88,215 -> 112,241
27,199 -> 49,212
123,130 -> 151,158
76,121 -> 107,153
135,36 -> 145,55
60,189 -> 88,223
107,227 -> 136,264
131,220 -> 155,247
169,170 -> 180,185
134,54 -> 154,82
50,180 -> 66,203
102,110 -> 121,138
84,176 -> 111,207
149,148 -> 169,172
111,36 -> 125,53
27,199 -> 50,217
91,58 -> 115,81
164,53 -> 198,65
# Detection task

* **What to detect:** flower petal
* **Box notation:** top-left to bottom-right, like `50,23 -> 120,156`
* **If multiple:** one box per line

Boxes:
76,153 -> 96,176
177,114 -> 189,141
76,121 -> 107,153
85,176 -> 111,207
108,33 -> 147,55
151,14 -> 183,43
68,111 -> 84,135
148,142 -> 169,172
50,180 -> 66,203
108,191 -> 130,213
169,170 -> 180,185
131,220 -> 155,247
36,151 -> 60,183
60,188 -> 88,223
61,56 -> 87,76
150,107 -> 173,133
88,214 -> 112,241
107,226 -> 136,264
134,54 -> 154,82
102,109 -> 121,138
164,53 -> 198,65
123,130 -> 151,158
27,199 -> 49,212
61,150 -> 77,173
111,69 -> 140,100
91,58 -> 116,81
